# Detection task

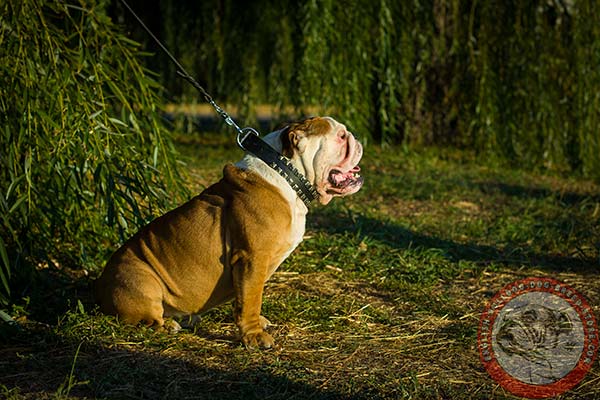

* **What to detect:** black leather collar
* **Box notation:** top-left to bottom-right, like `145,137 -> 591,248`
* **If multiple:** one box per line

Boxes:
239,132 -> 319,208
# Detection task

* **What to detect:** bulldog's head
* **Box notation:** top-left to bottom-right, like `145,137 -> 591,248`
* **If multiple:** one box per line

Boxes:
280,116 -> 364,205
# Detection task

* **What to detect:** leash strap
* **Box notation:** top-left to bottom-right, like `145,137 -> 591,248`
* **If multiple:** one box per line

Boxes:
119,0 -> 318,207
119,0 -> 244,136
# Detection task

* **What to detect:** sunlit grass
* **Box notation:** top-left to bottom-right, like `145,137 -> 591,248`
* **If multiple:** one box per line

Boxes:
1,135 -> 598,399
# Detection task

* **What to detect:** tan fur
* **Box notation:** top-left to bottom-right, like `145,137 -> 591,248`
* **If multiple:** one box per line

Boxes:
280,117 -> 333,158
95,165 -> 293,347
94,117 -> 363,348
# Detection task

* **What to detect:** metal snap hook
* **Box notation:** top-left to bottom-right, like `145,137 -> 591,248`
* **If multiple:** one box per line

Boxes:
237,127 -> 260,149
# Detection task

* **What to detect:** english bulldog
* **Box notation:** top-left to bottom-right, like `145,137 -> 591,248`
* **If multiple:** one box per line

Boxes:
94,116 -> 363,348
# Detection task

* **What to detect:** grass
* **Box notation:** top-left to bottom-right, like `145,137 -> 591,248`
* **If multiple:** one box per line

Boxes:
1,132 -> 599,399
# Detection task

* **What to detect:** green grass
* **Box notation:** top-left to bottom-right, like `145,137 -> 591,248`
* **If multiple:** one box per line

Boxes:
1,134 -> 599,399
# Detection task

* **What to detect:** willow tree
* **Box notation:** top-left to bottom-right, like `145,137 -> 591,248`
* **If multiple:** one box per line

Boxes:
0,0 -> 186,304
574,1 -> 600,177
116,0 -> 600,180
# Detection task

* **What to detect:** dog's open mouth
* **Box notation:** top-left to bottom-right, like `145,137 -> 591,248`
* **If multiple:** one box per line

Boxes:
327,165 -> 364,194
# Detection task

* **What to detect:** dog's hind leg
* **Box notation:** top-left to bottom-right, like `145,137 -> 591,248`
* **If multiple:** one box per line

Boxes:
95,263 -> 166,328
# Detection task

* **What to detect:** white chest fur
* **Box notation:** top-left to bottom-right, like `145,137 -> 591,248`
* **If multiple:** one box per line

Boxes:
264,198 -> 306,279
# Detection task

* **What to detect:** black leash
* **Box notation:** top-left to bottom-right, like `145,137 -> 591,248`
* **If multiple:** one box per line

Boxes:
119,0 -> 242,135
118,0 -> 318,207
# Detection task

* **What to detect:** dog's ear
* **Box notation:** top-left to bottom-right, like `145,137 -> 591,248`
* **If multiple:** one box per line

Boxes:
281,117 -> 330,157
281,122 -> 308,157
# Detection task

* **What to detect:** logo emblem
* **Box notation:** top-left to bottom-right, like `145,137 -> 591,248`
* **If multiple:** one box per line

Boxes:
478,278 -> 598,398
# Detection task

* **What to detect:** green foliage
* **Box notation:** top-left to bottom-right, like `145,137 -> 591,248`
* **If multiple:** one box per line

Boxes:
4,140 -> 598,399
0,0 -> 186,304
118,0 -> 600,179
574,1 -> 600,178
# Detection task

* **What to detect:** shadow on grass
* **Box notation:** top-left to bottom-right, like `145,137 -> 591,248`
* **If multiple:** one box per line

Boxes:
10,266 -> 94,325
476,181 -> 600,205
0,323 -> 364,400
309,208 -> 598,273
2,266 -> 369,399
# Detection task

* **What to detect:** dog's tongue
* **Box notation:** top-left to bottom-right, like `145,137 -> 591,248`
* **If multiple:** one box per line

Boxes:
330,172 -> 347,186
330,166 -> 361,186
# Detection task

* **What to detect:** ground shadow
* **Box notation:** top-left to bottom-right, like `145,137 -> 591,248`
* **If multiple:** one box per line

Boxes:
3,264 -> 372,399
309,208 -> 598,273
0,323 -> 366,400
476,181 -> 600,205
11,266 -> 95,325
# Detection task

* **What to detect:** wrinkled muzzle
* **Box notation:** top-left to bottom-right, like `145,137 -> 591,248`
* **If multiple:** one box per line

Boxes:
324,137 -> 363,198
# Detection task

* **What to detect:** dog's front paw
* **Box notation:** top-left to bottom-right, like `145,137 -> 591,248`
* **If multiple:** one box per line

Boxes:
241,330 -> 274,349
